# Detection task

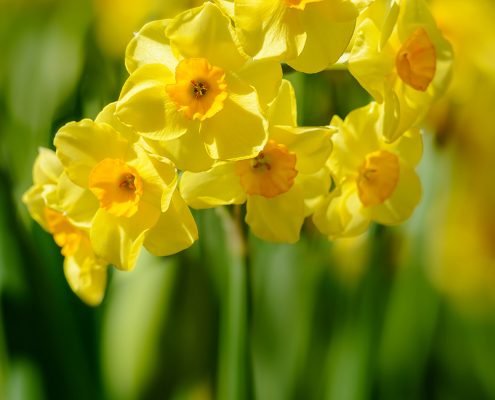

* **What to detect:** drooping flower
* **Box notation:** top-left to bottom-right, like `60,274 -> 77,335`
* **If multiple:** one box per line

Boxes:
348,0 -> 453,142
313,102 -> 422,239
116,2 -> 283,172
53,104 -> 198,271
180,80 -> 333,243
222,0 -> 359,73
22,148 -> 108,306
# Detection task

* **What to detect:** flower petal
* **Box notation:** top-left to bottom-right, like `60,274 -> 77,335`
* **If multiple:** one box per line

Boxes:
200,75 -> 268,160
236,59 -> 282,106
267,79 -> 298,126
144,192 -> 198,256
166,2 -> 247,71
54,119 -> 130,187
125,19 -> 178,74
246,187 -> 305,243
90,202 -> 160,271
180,162 -> 246,208
116,64 -> 196,141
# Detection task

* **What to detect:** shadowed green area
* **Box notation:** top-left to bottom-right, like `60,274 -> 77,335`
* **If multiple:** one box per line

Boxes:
1,1 -> 495,400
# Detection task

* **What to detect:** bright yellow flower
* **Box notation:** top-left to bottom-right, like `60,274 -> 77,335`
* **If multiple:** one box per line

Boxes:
313,102 -> 422,239
180,80 -> 333,243
53,104 -> 198,271
348,0 -> 453,142
116,2 -> 283,172
225,0 -> 358,73
22,148 -> 107,306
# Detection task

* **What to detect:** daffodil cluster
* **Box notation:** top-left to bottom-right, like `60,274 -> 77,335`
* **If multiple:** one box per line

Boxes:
23,0 -> 452,304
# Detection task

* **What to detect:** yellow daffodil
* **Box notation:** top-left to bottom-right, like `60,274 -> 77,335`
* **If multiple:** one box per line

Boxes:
313,102 -> 422,239
22,148 -> 107,306
348,0 -> 452,142
53,105 -> 198,271
222,0 -> 358,73
116,2 -> 283,172
180,80 -> 333,243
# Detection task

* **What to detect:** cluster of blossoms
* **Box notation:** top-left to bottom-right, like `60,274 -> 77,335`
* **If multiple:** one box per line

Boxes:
23,0 -> 452,305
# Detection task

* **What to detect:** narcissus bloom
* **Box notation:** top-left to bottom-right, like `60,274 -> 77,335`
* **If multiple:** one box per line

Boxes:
313,102 -> 422,239
116,2 -> 283,172
348,0 -> 453,142
22,148 -> 107,306
180,80 -> 333,242
222,0 -> 358,73
53,106 -> 198,271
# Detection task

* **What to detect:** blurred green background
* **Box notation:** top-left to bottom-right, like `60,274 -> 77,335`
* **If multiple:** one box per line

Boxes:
2,0 -> 495,399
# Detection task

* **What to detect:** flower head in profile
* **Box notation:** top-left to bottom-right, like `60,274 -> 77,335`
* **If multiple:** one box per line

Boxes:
222,0 -> 359,73
348,0 -> 453,142
53,103 -> 198,272
180,80 -> 333,242
116,2 -> 283,172
313,102 -> 422,239
22,148 -> 107,306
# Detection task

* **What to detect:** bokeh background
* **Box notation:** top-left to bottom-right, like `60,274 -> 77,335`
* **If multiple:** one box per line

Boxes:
2,0 -> 495,399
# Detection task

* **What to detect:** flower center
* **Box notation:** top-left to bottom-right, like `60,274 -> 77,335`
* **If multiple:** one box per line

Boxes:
235,140 -> 298,198
395,27 -> 436,91
284,0 -> 323,10
167,58 -> 228,121
88,158 -> 143,218
44,207 -> 82,257
357,150 -> 400,207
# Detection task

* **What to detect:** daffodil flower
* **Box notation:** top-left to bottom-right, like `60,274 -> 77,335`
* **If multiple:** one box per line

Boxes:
53,105 -> 198,272
348,0 -> 453,142
22,148 -> 108,305
313,102 -> 422,239
116,2 -> 283,172
180,80 -> 333,243
221,0 -> 359,73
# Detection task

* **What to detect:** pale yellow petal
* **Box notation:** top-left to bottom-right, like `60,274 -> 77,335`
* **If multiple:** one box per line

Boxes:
144,192 -> 198,256
116,64 -> 195,141
180,162 -> 246,208
246,187 -> 305,243
166,2 -> 247,71
54,119 -> 129,187
95,102 -> 139,142
267,79 -> 298,126
236,59 -> 282,106
125,19 -> 178,74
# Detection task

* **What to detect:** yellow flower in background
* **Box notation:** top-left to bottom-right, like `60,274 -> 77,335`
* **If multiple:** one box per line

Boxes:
348,0 -> 452,142
22,148 -> 107,306
313,102 -> 422,239
92,0 -> 204,58
223,0 -> 358,73
180,80 -> 333,243
54,105 -> 198,272
116,2 -> 283,172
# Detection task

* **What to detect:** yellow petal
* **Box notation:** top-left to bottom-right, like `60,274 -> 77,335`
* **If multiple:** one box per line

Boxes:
270,126 -> 334,174
125,19 -> 178,74
267,79 -> 298,126
236,59 -> 283,106
200,75 -> 268,160
246,187 -> 305,243
57,172 -> 99,229
23,186 -> 51,231
95,102 -> 138,142
288,3 -> 356,73
90,203 -> 160,271
116,64 -> 195,141
33,147 -> 63,185
64,236 -> 108,306
144,192 -> 198,256
180,162 -> 246,208
150,128 -> 214,173
365,160 -> 421,225
235,0 -> 306,60
296,169 -> 332,216
166,2 -> 247,71
54,119 -> 129,187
